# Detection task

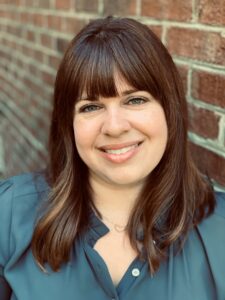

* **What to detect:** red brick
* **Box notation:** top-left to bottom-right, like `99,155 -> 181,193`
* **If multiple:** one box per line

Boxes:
27,64 -> 40,77
22,44 -> 33,57
36,112 -> 51,133
41,70 -> 55,86
32,49 -> 45,63
9,0 -> 22,5
0,22 -> 4,31
141,0 -> 192,21
23,78 -> 43,97
177,65 -> 189,95
8,10 -> 19,21
40,33 -> 53,48
15,57 -> 25,69
26,29 -> 35,42
48,54 -> 61,70
47,15 -> 62,31
3,123 -> 48,175
32,13 -> 47,27
20,12 -> 30,23
56,38 -> 70,54
199,0 -> 225,26
31,92 -> 52,114
62,17 -> 87,35
192,70 -> 225,108
0,10 -> 7,19
6,11 -> 12,20
188,104 -> 220,139
7,25 -> 21,37
189,142 -> 225,186
147,25 -> 162,39
167,28 -> 225,65
5,38 -> 17,49
38,0 -> 50,8
75,0 -> 99,12
55,0 -> 71,10
0,52 -> 8,64
103,0 -> 136,15
24,0 -> 32,5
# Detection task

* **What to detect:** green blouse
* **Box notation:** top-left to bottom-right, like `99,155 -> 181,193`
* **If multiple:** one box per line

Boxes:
0,172 -> 225,300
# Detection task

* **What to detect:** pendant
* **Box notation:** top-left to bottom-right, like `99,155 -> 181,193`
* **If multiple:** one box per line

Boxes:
114,224 -> 126,232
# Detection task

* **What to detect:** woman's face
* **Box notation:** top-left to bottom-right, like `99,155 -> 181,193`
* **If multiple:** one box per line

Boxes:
73,75 -> 168,189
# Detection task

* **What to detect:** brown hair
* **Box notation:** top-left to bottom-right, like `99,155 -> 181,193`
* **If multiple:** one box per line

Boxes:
32,16 -> 215,274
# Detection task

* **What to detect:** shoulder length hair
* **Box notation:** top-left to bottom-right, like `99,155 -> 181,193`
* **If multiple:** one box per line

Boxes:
32,16 -> 215,274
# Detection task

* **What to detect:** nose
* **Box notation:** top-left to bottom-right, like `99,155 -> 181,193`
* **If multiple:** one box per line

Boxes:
101,107 -> 131,137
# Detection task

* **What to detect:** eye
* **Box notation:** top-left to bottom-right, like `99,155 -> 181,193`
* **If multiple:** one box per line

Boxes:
79,104 -> 102,113
126,97 -> 147,105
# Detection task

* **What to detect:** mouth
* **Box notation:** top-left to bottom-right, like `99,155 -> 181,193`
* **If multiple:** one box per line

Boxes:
99,141 -> 143,155
98,141 -> 143,163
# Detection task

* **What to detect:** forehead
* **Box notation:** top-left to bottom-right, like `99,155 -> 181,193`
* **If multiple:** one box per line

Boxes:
113,72 -> 131,92
80,72 -> 138,99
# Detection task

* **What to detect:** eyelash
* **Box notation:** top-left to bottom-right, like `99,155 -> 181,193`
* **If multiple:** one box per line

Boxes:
78,97 -> 147,113
126,97 -> 147,105
79,104 -> 101,113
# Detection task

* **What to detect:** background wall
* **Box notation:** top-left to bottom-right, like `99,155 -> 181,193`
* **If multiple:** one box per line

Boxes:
0,0 -> 225,189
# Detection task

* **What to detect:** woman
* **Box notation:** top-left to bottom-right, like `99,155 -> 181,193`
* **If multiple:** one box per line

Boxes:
0,16 -> 224,300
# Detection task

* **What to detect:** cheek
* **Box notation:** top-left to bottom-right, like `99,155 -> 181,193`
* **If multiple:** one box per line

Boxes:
140,108 -> 168,140
153,116 -> 168,139
73,119 -> 98,148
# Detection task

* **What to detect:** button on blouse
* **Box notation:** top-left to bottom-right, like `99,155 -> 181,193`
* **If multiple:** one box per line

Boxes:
131,268 -> 140,277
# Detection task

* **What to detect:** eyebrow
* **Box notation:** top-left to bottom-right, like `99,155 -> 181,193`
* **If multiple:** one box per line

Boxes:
78,88 -> 140,101
122,88 -> 139,96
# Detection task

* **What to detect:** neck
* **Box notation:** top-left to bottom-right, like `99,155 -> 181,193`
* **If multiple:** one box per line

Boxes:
90,174 -> 144,226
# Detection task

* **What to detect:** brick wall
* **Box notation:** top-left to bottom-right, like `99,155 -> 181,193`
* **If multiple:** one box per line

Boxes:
0,0 -> 225,189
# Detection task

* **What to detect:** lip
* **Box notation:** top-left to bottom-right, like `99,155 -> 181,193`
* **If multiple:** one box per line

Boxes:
98,141 -> 143,151
98,141 -> 143,164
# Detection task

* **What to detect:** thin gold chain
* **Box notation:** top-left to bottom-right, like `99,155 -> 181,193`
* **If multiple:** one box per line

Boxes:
101,214 -> 127,233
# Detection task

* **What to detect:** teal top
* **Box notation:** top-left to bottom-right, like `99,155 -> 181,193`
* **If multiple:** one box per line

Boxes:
0,172 -> 225,300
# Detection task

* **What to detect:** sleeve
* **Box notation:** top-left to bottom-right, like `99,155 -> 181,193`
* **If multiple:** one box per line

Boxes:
0,179 -> 13,299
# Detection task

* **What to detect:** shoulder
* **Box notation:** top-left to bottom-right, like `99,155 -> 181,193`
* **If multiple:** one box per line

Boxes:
0,171 -> 50,267
197,191 -> 225,238
196,191 -> 225,293
214,191 -> 225,218
0,171 -> 49,197
0,171 -> 49,221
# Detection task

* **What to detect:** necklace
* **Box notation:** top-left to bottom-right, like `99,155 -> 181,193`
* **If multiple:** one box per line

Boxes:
101,214 -> 127,233
91,206 -> 128,233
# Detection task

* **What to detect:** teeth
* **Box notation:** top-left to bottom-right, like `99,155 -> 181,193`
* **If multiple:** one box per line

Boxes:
105,144 -> 139,155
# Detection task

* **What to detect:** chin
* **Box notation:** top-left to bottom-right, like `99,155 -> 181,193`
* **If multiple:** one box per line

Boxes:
105,174 -> 147,187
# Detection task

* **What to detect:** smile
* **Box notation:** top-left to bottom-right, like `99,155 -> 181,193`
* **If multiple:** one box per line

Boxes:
99,142 -> 143,163
104,143 -> 139,155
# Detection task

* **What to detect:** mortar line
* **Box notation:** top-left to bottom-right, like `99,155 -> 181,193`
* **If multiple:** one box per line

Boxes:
188,132 -> 225,157
0,96 -> 45,151
0,7 -> 225,32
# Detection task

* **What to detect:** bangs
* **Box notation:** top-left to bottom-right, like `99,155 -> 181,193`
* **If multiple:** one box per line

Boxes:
72,34 -> 160,101
74,40 -> 119,101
